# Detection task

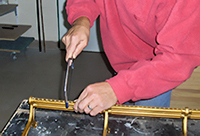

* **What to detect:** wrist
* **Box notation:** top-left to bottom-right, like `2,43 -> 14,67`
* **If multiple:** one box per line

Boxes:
73,16 -> 90,29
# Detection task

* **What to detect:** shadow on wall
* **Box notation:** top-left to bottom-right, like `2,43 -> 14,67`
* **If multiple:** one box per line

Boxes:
58,0 -> 71,49
96,17 -> 104,52
62,1 -> 71,31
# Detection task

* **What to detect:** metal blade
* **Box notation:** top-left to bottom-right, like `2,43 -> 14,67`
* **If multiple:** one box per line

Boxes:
64,58 -> 74,108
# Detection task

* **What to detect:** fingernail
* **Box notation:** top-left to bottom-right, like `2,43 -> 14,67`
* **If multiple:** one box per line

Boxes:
73,53 -> 76,59
74,108 -> 77,113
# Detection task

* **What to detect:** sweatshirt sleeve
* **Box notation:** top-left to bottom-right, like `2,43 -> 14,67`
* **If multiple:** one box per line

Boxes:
106,1 -> 200,104
66,0 -> 100,27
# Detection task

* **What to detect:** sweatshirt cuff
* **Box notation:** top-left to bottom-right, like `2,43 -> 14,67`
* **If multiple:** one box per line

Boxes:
66,7 -> 99,28
69,13 -> 95,28
106,75 -> 136,105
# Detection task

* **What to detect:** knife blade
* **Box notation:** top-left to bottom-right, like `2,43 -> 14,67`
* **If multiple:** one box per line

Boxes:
64,58 -> 74,108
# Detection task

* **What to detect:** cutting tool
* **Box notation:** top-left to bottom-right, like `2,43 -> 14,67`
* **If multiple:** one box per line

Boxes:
64,58 -> 74,108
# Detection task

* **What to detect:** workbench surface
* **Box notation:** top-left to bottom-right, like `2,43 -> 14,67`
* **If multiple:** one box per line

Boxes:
1,99 -> 200,135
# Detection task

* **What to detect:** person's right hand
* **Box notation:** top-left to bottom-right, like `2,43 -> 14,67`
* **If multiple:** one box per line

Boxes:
62,17 -> 90,61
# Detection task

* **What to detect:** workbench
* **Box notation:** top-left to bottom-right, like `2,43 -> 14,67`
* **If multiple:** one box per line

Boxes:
1,98 -> 200,135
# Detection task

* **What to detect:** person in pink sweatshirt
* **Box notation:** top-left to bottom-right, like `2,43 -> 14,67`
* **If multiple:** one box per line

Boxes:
62,0 -> 200,116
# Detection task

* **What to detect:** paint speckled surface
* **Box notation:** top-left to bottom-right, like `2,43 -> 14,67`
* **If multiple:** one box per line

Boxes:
1,100 -> 200,136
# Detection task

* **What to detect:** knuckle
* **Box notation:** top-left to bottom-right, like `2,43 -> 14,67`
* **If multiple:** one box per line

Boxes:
85,85 -> 93,92
71,34 -> 78,41
78,104 -> 83,110
82,39 -> 88,45
65,35 -> 70,40
99,103 -> 104,108
90,93 -> 99,101
61,37 -> 65,42
81,42 -> 88,48
78,102 -> 86,111
66,46 -> 70,52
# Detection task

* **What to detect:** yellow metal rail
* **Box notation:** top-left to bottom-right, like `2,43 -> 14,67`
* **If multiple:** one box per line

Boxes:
22,97 -> 200,136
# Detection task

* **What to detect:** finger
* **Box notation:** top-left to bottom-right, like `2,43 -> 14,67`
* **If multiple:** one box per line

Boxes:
65,35 -> 71,49
74,100 -> 84,113
66,43 -> 76,60
63,30 -> 76,60
76,94 -> 92,113
61,36 -> 65,45
74,99 -> 84,113
75,86 -> 97,114
76,84 -> 101,114
62,35 -> 72,62
90,105 -> 105,116
76,89 -> 95,112
73,90 -> 88,112
62,31 -> 72,48
83,104 -> 93,114
73,40 -> 88,59
84,100 -> 98,114
86,98 -> 106,116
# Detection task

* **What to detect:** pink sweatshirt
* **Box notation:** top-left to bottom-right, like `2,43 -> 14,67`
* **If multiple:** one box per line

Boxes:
66,0 -> 200,104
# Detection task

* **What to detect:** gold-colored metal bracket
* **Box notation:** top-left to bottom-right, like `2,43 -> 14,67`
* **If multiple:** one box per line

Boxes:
22,104 -> 37,136
103,111 -> 109,136
22,97 -> 200,136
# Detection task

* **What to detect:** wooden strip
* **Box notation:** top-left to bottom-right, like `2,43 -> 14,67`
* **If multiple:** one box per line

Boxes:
0,48 -> 20,53
171,89 -> 200,109
176,67 -> 200,90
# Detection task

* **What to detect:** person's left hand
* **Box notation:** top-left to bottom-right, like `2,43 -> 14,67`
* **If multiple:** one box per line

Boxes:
73,82 -> 118,116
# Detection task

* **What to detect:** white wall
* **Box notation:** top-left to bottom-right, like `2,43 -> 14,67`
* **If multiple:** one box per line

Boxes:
0,0 -> 103,51
84,20 -> 103,52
